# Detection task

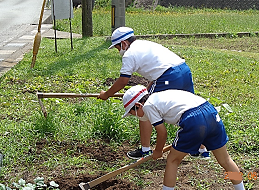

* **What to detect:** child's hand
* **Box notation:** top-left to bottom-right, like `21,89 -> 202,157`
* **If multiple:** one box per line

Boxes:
98,90 -> 109,100
152,149 -> 163,160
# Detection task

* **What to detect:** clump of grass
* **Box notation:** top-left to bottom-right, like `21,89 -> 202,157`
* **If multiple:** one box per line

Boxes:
90,98 -> 138,142
34,112 -> 57,135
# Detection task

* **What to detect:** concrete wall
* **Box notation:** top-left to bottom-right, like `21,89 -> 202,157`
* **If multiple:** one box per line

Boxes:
159,0 -> 259,10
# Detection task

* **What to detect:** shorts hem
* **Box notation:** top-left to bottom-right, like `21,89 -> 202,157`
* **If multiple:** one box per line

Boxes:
172,145 -> 194,154
206,139 -> 228,151
172,139 -> 228,154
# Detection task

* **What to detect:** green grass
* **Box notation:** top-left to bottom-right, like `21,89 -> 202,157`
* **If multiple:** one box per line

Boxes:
0,5 -> 259,188
56,6 -> 259,36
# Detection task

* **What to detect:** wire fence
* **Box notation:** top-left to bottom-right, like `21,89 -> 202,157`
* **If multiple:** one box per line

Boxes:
159,0 -> 259,10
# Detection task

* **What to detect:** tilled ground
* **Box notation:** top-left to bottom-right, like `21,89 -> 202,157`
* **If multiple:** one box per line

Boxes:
33,138 -> 257,190
5,75 -> 258,189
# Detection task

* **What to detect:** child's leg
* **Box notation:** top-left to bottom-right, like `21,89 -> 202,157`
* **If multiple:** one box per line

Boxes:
127,120 -> 153,159
163,147 -> 187,187
212,145 -> 243,186
139,120 -> 152,148
200,144 -> 206,149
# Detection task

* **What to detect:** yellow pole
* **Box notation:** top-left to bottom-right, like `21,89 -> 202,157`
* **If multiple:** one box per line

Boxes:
31,0 -> 47,68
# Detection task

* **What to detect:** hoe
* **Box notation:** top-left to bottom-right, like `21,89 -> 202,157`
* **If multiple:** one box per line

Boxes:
79,145 -> 171,190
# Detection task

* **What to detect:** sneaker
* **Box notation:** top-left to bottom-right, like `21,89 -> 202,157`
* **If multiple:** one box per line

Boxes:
200,151 -> 210,159
190,151 -> 211,159
190,152 -> 200,157
127,148 -> 153,160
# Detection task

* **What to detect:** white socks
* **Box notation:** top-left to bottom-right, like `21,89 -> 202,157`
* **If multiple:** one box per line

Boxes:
233,181 -> 245,190
163,185 -> 174,190
199,147 -> 207,153
141,146 -> 150,152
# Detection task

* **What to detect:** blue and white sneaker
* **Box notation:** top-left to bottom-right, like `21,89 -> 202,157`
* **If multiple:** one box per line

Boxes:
190,151 -> 210,159
127,148 -> 153,160
200,151 -> 210,159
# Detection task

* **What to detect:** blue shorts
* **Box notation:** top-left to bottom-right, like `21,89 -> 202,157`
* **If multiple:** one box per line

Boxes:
172,101 -> 229,154
149,62 -> 194,94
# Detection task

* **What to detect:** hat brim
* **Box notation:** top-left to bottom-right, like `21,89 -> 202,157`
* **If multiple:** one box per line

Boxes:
108,44 -> 115,49
122,112 -> 131,118
122,86 -> 148,118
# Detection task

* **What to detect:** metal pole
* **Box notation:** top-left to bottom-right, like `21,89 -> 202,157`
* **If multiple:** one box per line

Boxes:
69,0 -> 73,50
52,0 -> 57,53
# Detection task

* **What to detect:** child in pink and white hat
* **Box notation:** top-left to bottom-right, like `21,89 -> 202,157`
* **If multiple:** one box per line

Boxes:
122,85 -> 245,190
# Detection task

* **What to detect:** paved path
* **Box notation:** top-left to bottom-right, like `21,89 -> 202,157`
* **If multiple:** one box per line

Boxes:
0,6 -> 52,77
0,6 -> 81,78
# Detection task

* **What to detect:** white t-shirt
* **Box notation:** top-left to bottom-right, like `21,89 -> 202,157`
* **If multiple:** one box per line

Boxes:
142,90 -> 206,126
120,40 -> 185,81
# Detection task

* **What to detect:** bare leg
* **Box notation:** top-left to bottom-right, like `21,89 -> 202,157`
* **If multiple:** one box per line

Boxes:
163,147 -> 187,187
212,145 -> 242,185
139,120 -> 153,147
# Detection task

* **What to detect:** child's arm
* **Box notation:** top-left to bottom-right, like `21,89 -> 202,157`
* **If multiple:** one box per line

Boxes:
146,81 -> 153,90
98,76 -> 129,100
153,123 -> 167,160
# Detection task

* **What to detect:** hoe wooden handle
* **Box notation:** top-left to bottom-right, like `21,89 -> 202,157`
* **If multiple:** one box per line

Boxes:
37,92 -> 124,99
79,145 -> 172,190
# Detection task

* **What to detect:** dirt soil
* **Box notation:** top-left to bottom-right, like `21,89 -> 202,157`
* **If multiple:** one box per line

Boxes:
35,139 -> 141,190
34,137 -> 258,190
103,75 -> 149,87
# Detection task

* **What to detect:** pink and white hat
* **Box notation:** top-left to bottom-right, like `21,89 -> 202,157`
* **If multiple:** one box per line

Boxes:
108,27 -> 134,49
122,85 -> 148,118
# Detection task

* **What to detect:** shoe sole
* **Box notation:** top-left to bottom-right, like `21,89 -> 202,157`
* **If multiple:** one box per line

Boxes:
127,153 -> 143,160
200,156 -> 211,159
189,154 -> 211,159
